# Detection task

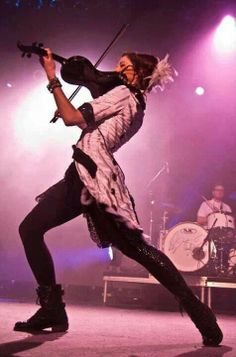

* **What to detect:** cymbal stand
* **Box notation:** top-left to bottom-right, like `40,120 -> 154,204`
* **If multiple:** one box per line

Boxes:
197,218 -> 217,275
146,163 -> 168,246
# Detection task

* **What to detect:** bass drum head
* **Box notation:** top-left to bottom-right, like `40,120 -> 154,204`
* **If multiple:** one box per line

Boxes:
163,222 -> 211,272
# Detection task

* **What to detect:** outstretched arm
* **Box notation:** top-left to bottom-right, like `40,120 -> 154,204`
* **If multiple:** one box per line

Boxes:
197,216 -> 207,226
196,202 -> 208,226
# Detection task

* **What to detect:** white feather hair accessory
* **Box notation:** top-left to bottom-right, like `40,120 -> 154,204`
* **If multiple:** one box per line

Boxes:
145,54 -> 178,93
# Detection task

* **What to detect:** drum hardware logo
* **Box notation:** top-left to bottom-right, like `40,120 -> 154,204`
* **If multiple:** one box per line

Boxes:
181,228 -> 197,234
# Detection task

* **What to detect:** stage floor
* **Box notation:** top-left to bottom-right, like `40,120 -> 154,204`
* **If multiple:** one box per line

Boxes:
0,300 -> 235,357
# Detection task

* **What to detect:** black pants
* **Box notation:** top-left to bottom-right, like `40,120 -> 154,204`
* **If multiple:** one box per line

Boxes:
19,172 -> 84,285
19,166 -> 194,301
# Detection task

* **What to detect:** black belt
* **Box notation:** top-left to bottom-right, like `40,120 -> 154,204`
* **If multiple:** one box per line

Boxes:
72,145 -> 97,179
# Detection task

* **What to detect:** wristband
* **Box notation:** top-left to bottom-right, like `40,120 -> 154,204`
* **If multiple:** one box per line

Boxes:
47,77 -> 62,93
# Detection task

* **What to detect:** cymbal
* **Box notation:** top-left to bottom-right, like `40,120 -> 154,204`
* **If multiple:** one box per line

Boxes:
159,202 -> 176,208
159,202 -> 182,214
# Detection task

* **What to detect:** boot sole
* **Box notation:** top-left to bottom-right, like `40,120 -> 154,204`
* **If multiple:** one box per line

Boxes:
202,324 -> 223,346
51,324 -> 69,332
14,323 -> 69,333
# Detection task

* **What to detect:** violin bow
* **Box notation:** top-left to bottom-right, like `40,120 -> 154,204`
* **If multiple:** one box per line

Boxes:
50,23 -> 129,123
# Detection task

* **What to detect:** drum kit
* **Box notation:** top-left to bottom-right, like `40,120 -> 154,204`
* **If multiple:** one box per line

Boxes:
159,209 -> 236,277
147,163 -> 236,277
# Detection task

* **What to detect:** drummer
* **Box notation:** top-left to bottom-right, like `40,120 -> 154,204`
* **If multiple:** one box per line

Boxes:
197,183 -> 232,227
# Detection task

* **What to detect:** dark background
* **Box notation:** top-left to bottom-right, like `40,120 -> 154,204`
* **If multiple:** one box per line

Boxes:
1,0 -> 236,286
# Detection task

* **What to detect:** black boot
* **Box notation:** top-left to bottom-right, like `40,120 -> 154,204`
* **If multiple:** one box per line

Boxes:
116,237 -> 223,346
14,284 -> 69,332
143,247 -> 223,346
179,294 -> 223,346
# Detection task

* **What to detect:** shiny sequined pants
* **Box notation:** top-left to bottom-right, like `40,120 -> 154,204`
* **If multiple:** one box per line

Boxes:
112,232 -> 194,301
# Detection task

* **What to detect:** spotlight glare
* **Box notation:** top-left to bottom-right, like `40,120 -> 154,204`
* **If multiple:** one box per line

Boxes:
108,247 -> 113,261
214,15 -> 236,53
13,83 -> 92,152
7,83 -> 12,88
195,86 -> 205,96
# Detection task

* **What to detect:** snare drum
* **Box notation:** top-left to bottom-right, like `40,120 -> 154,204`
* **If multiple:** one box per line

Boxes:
207,212 -> 235,229
163,222 -> 215,272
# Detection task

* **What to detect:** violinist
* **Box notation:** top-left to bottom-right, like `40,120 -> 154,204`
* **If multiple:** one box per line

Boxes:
14,49 -> 222,346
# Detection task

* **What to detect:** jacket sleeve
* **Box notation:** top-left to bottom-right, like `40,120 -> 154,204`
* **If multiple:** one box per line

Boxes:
197,202 -> 208,217
78,85 -> 130,127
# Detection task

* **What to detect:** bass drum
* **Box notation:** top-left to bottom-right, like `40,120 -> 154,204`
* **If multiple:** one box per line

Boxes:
163,222 -> 214,272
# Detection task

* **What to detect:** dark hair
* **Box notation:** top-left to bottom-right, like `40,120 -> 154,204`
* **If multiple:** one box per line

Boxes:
122,52 -> 157,91
212,183 -> 225,190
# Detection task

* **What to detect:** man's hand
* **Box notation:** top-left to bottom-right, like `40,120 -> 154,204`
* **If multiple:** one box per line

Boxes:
40,48 -> 56,80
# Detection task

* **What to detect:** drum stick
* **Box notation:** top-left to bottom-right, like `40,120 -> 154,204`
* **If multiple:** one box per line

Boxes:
200,195 -> 217,213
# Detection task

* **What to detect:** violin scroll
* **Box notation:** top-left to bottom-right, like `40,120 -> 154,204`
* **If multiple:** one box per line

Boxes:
17,41 -> 45,59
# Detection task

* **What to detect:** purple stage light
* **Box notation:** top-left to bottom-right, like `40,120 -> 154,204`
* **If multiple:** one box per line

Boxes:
195,86 -> 205,96
214,15 -> 236,53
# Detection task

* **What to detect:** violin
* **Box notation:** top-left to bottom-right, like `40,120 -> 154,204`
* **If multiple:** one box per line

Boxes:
17,24 -> 129,123
17,41 -> 127,99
